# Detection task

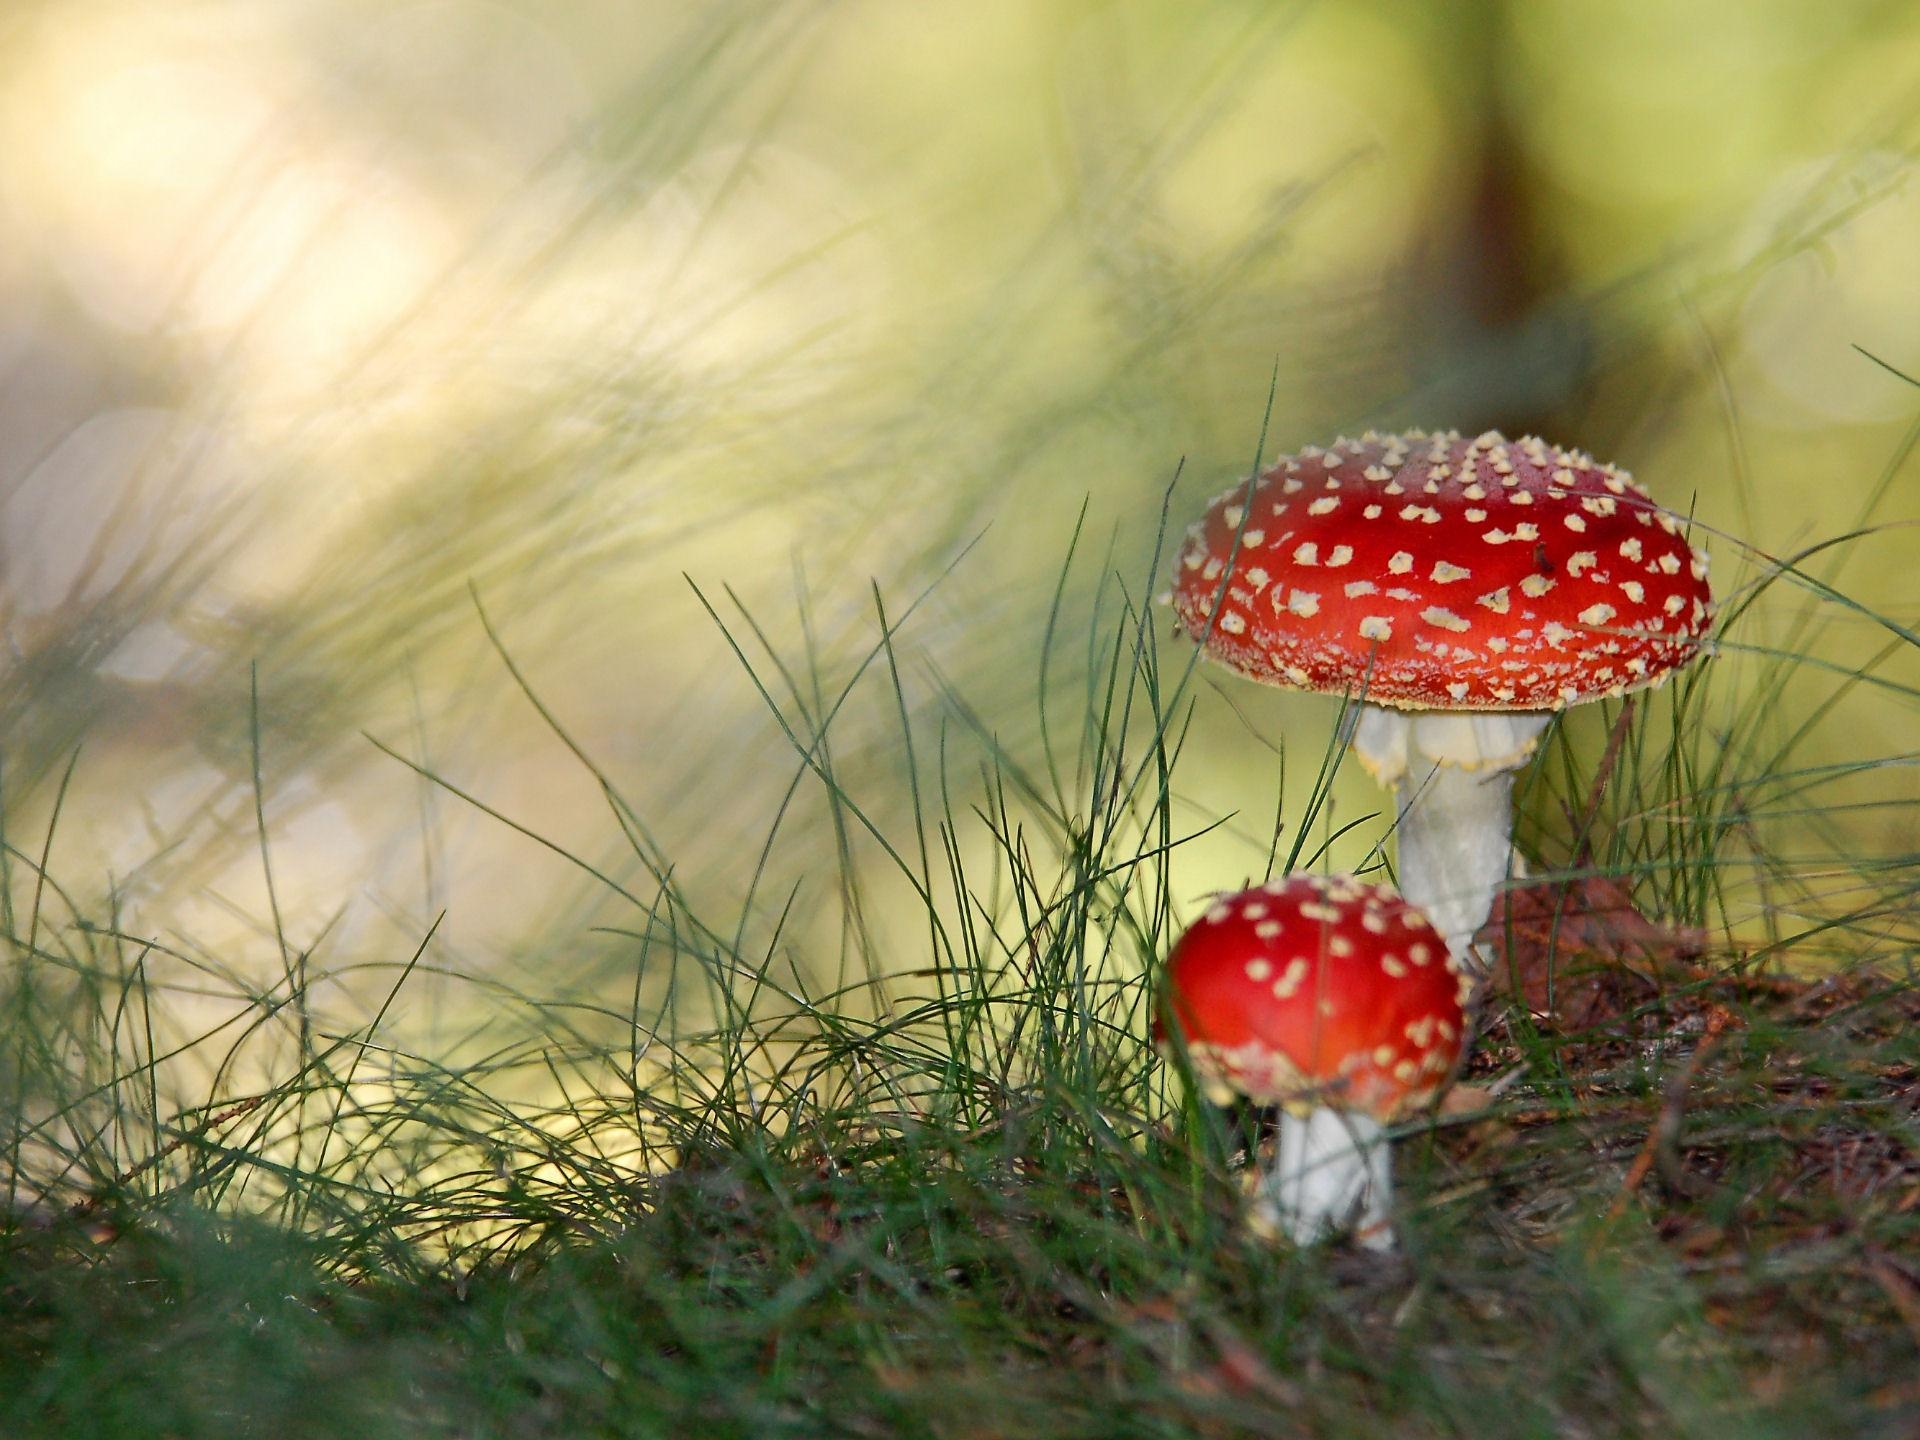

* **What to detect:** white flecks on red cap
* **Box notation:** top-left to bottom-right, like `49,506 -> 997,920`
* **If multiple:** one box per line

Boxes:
1168,431 -> 1713,712
1158,876 -> 1469,1118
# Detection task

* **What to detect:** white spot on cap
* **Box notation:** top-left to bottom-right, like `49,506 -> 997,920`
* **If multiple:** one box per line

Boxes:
1223,506 -> 1244,528
1287,590 -> 1321,617
1326,545 -> 1354,567
1621,580 -> 1645,603
1564,514 -> 1588,533
1363,465 -> 1391,481
1293,542 -> 1319,566
1465,508 -> 1487,522
1273,959 -> 1310,999
1388,551 -> 1414,574
1363,504 -> 1383,519
1359,617 -> 1393,641
1219,612 -> 1246,634
1567,551 -> 1598,577
1578,603 -> 1616,627
1307,497 -> 1339,516
1477,588 -> 1511,614
1245,958 -> 1273,981
1255,920 -> 1282,939
1430,561 -> 1471,583
1242,530 -> 1265,546
1245,566 -> 1271,588
1421,606 -> 1471,633
1447,681 -> 1470,701
1657,553 -> 1681,575
1344,580 -> 1378,598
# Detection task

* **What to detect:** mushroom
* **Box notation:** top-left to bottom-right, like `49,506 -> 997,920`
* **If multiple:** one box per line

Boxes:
1158,875 -> 1468,1249
1167,429 -> 1712,970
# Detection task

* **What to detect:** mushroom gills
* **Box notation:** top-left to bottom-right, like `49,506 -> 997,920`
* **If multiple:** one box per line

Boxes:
1254,1108 -> 1393,1251
1353,707 -> 1551,972
1350,708 -> 1551,786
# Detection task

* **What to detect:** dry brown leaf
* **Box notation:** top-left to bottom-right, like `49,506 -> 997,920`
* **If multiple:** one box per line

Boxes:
1477,876 -> 1711,1028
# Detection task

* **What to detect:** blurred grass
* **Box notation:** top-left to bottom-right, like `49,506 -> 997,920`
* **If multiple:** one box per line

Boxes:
4,501 -> 1919,1435
3,2 -> 1920,1434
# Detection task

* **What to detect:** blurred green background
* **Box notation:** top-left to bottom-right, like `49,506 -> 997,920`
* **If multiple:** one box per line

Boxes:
2,0 -> 1917,1062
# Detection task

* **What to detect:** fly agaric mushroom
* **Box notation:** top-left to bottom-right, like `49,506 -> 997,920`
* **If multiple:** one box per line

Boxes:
1159,875 -> 1468,1249
1167,429 -> 1711,970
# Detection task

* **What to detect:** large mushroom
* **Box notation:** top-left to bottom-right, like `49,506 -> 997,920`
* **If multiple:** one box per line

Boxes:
1167,429 -> 1712,970
1159,875 -> 1468,1249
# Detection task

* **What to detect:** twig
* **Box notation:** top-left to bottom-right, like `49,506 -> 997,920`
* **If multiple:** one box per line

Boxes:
66,1093 -> 272,1220
1865,1250 -> 1920,1353
1569,697 -> 1635,869
1596,1005 -> 1735,1236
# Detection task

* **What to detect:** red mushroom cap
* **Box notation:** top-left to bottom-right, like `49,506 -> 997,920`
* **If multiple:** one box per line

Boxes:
1168,430 -> 1712,711
1159,875 -> 1468,1120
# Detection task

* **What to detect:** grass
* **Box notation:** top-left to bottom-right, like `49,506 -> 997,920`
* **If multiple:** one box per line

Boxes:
2,481 -> 1918,1439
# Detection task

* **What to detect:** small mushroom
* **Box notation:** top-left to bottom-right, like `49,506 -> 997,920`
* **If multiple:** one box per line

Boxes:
1167,429 -> 1712,970
1159,875 -> 1469,1249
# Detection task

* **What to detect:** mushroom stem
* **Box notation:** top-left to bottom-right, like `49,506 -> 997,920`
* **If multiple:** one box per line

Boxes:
1352,707 -> 1551,971
1259,1108 -> 1393,1251
1392,760 -> 1519,972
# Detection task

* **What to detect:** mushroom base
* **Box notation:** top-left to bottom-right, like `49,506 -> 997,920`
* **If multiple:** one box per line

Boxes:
1251,1108 -> 1393,1251
1354,707 -> 1552,972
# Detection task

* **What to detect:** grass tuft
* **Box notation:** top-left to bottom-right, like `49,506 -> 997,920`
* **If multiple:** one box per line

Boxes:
3,502 -> 1918,1438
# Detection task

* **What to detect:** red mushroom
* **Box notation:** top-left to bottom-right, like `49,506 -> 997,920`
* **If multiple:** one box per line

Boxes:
1167,429 -> 1711,969
1160,875 -> 1469,1248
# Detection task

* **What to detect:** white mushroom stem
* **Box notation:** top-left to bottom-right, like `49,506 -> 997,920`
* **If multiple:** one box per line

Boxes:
1257,1108 -> 1393,1251
1352,707 -> 1552,972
